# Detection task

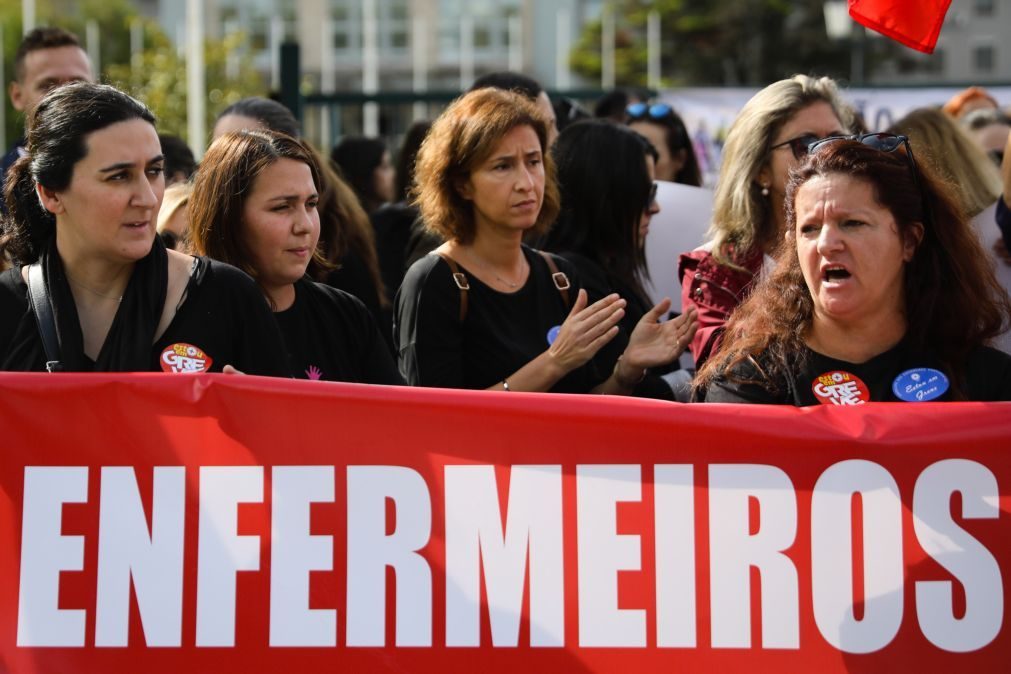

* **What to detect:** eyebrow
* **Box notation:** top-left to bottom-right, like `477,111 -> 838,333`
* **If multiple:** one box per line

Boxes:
98,154 -> 165,173
266,192 -> 318,202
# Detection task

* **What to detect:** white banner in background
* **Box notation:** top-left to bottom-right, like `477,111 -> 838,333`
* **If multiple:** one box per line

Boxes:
660,86 -> 1011,185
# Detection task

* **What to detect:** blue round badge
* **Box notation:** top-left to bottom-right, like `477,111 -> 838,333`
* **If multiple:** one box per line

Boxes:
546,325 -> 561,346
892,368 -> 949,402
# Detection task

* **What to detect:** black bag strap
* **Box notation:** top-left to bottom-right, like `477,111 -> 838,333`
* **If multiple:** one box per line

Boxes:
27,261 -> 63,372
538,251 -> 571,308
433,252 -> 470,322
434,250 -> 571,322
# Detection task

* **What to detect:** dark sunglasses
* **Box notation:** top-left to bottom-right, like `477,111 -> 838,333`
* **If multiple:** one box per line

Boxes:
807,132 -> 932,227
627,102 -> 674,121
770,133 -> 821,161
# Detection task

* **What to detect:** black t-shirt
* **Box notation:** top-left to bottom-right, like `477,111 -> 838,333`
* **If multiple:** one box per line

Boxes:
274,277 -> 403,384
0,258 -> 289,376
705,340 -> 1011,404
394,246 -> 612,392
555,250 -> 675,400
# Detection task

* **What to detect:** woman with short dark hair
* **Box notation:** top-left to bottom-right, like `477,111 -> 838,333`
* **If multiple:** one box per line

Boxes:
699,136 -> 1011,404
0,82 -> 287,374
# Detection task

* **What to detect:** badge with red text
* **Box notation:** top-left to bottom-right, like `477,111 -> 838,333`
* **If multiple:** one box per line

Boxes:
811,370 -> 870,405
160,343 -> 213,373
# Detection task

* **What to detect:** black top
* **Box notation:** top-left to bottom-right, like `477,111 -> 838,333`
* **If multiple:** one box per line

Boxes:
322,248 -> 392,353
394,246 -> 614,392
555,250 -> 675,400
0,257 -> 289,376
274,277 -> 403,384
370,202 -> 418,303
704,340 -> 1011,405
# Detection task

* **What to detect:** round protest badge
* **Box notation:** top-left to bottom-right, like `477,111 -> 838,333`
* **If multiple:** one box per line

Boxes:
892,367 -> 949,402
811,370 -> 870,406
160,343 -> 213,373
546,325 -> 561,346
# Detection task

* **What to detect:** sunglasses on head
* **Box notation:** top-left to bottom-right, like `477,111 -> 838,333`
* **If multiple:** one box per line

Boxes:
807,132 -> 933,227
627,102 -> 674,121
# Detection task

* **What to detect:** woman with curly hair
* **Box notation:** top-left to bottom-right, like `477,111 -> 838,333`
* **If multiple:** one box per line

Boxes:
679,75 -> 850,370
699,136 -> 1011,404
396,88 -> 689,393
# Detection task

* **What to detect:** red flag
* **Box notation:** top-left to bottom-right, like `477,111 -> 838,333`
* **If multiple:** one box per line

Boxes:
848,0 -> 952,54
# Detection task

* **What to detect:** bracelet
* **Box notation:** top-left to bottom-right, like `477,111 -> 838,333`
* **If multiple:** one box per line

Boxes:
614,356 -> 646,389
502,379 -> 511,392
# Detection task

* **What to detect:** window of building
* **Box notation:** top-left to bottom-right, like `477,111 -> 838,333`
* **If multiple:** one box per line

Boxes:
975,0 -> 995,17
974,44 -> 995,72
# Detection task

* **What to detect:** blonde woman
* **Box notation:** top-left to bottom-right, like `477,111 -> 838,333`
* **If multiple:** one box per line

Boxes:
888,107 -> 1002,218
679,75 -> 851,368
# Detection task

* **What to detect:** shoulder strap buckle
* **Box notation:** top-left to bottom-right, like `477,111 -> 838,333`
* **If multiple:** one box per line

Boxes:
451,272 -> 470,291
551,272 -> 570,291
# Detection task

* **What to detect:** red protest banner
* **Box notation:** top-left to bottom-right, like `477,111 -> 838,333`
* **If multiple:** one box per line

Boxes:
1,374 -> 1008,673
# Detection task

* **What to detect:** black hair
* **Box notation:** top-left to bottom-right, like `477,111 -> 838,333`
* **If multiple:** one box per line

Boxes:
330,136 -> 388,212
216,97 -> 300,139
555,97 -> 592,133
468,71 -> 543,101
1,82 -> 156,265
14,27 -> 84,82
395,120 -> 431,203
630,107 -> 703,187
543,119 -> 654,303
158,134 -> 196,183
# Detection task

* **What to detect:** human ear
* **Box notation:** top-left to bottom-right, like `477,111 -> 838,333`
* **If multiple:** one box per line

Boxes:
454,176 -> 473,201
36,183 -> 65,215
756,165 -> 771,193
903,222 -> 924,261
9,81 -> 26,113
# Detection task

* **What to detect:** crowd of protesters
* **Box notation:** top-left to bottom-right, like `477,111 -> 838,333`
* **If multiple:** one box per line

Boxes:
1,26 -> 1010,404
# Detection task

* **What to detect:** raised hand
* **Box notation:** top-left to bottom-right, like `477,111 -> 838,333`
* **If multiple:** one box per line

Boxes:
547,289 -> 625,373
622,301 -> 699,371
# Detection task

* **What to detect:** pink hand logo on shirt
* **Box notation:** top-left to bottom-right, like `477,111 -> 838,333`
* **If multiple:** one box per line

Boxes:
306,365 -> 323,380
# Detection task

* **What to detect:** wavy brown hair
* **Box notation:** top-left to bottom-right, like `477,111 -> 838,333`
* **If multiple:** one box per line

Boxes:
696,140 -> 1011,399
412,87 -> 559,244
189,129 -> 324,304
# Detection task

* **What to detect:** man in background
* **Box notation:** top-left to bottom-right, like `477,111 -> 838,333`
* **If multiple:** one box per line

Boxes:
1,27 -> 94,198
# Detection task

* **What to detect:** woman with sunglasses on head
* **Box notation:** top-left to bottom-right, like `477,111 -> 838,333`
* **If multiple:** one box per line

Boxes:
626,102 -> 702,187
542,119 -> 699,400
190,129 -> 402,384
0,82 -> 288,375
679,75 -> 850,371
396,88 -> 685,394
697,136 -> 1011,404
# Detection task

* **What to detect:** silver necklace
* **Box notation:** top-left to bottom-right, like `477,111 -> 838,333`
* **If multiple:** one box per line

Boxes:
66,273 -> 124,302
470,251 -> 527,288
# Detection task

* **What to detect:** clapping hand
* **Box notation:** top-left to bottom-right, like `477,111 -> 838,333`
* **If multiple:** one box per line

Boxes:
622,300 -> 698,371
547,289 -> 625,373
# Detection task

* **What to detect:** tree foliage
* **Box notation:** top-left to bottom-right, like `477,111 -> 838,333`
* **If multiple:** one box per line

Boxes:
0,0 -> 264,149
571,0 -> 856,88
106,26 -> 265,142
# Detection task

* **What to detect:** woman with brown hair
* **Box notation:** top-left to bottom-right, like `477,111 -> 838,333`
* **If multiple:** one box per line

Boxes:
212,98 -> 389,337
699,135 -> 1011,404
189,129 -> 401,384
395,87 -> 695,393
